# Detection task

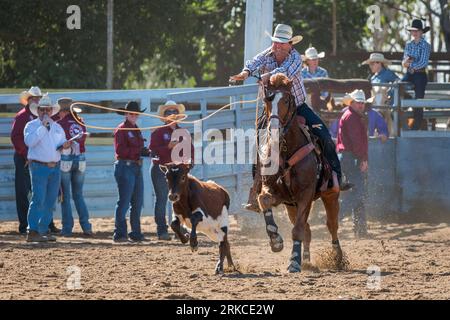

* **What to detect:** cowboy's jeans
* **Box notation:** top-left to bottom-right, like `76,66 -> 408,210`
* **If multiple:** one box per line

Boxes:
402,72 -> 428,130
60,154 -> 92,235
296,103 -> 342,181
150,164 -> 170,236
14,152 -> 32,233
27,161 -> 61,234
339,152 -> 367,233
113,160 -> 144,240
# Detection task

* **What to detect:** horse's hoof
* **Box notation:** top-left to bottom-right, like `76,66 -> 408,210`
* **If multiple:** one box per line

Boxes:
287,260 -> 301,273
270,234 -> 284,253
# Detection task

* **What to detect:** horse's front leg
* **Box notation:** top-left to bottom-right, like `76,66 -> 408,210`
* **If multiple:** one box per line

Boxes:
258,187 -> 283,253
288,193 -> 314,273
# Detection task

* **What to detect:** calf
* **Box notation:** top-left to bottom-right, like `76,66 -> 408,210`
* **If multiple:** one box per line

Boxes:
159,163 -> 236,274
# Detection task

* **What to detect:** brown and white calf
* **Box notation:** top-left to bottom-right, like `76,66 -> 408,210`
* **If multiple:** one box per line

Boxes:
159,163 -> 236,274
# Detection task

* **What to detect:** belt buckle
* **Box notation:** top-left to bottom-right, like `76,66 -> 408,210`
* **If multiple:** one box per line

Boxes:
47,162 -> 56,168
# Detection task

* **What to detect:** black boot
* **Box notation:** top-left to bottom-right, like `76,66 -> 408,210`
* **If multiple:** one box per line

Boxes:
322,138 -> 353,191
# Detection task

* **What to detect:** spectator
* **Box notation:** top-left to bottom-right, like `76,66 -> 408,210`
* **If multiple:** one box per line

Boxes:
11,87 -> 59,235
113,101 -> 148,243
149,100 -> 193,241
330,104 -> 388,143
24,95 -> 71,242
57,98 -> 93,237
362,53 -> 400,135
301,47 -> 329,98
336,90 -> 369,238
402,19 -> 431,130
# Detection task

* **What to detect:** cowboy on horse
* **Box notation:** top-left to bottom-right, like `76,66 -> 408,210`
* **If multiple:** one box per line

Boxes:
230,23 -> 352,212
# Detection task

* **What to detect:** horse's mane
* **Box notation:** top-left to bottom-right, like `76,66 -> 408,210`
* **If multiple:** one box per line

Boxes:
269,73 -> 291,89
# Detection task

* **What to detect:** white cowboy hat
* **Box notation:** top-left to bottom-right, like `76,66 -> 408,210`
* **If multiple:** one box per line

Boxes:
19,86 -> 42,106
157,100 -> 186,121
361,53 -> 392,66
342,89 -> 367,106
29,94 -> 60,117
270,24 -> 303,45
302,47 -> 325,60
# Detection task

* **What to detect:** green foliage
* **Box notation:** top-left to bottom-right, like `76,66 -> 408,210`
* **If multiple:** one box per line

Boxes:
0,0 -> 393,89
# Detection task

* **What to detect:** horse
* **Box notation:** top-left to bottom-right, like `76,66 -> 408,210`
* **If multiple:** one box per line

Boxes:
255,73 -> 343,273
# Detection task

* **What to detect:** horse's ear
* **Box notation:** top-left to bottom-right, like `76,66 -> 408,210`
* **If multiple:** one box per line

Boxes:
159,165 -> 168,174
282,77 -> 292,90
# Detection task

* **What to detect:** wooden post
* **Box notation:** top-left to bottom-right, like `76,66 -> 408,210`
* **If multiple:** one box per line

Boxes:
244,0 -> 273,78
106,0 -> 114,89
332,0 -> 337,55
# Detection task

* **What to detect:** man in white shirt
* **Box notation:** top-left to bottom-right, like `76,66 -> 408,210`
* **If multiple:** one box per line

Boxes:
24,95 -> 71,242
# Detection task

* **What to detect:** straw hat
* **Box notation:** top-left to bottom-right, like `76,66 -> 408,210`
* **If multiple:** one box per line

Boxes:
19,86 -> 42,106
29,94 -> 60,117
157,100 -> 185,120
302,47 -> 325,60
361,53 -> 392,66
270,24 -> 303,45
342,89 -> 367,106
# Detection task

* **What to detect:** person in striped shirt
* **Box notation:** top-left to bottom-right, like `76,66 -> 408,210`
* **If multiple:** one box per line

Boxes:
402,19 -> 431,130
230,24 -> 350,211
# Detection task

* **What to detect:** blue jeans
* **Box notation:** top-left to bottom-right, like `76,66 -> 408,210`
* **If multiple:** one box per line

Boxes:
297,103 -> 342,181
113,160 -> 144,240
402,72 -> 428,130
60,154 -> 91,235
28,161 -> 61,234
339,153 -> 367,233
150,164 -> 170,236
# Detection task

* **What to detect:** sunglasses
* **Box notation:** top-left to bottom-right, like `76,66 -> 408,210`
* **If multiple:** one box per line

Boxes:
164,109 -> 179,116
38,107 -> 52,112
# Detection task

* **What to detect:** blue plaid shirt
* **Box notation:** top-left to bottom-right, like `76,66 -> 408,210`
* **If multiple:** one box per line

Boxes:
301,66 -> 329,79
403,37 -> 431,71
302,66 -> 329,98
243,47 -> 307,106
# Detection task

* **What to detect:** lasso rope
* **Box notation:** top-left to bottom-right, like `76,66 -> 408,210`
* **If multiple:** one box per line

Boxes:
69,96 -> 263,131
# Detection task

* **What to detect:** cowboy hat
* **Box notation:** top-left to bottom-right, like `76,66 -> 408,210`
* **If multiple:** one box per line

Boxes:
19,86 -> 42,106
157,100 -> 186,120
302,47 -> 325,60
270,24 -> 303,45
57,97 -> 82,113
406,19 -> 430,33
116,101 -> 146,115
342,89 -> 367,106
361,53 -> 392,66
29,94 -> 60,117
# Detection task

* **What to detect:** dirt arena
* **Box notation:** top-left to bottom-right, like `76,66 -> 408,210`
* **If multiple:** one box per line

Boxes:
0,213 -> 449,300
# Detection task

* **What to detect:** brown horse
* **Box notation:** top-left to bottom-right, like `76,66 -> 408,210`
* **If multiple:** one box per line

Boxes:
256,73 -> 343,273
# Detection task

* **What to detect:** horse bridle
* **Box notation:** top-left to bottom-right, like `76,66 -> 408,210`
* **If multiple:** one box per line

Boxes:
264,87 -> 296,130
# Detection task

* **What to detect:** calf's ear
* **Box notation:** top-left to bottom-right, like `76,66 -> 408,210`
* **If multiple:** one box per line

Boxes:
159,165 -> 168,174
